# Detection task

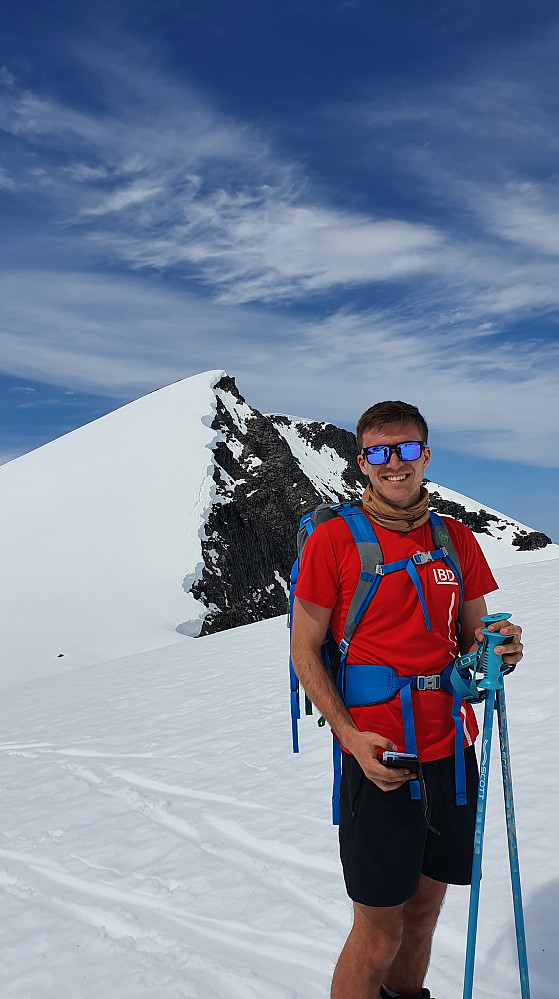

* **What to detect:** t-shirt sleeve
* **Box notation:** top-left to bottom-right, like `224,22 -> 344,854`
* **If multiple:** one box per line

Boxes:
294,523 -> 339,609
448,519 -> 498,601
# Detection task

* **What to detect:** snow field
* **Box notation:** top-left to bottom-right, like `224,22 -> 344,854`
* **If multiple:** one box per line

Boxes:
0,559 -> 557,998
0,371 -> 226,685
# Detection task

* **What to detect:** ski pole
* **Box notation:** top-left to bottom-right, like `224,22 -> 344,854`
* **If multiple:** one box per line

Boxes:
462,613 -> 510,999
496,686 -> 531,999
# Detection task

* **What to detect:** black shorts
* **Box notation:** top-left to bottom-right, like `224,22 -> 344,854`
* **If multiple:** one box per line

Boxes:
339,747 -> 479,907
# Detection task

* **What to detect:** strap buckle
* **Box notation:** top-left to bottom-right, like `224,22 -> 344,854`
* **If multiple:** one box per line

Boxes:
416,674 -> 441,691
412,551 -> 433,565
375,564 -> 384,576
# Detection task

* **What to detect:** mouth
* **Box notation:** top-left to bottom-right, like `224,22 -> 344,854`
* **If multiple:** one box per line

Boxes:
382,473 -> 408,482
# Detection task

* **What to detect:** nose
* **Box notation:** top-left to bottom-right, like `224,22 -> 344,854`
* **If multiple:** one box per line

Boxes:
386,448 -> 404,469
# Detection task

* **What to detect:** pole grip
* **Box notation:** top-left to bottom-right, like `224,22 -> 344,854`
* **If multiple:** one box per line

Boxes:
478,612 -> 511,692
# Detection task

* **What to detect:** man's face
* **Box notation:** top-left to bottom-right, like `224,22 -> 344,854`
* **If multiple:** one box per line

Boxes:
357,421 -> 431,510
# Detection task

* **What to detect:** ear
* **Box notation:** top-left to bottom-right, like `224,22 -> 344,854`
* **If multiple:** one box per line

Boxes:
423,446 -> 431,471
357,453 -> 368,476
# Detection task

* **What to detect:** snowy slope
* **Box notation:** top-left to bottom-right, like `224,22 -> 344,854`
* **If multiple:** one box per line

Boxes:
0,558 -> 556,999
0,370 -> 557,686
425,480 -> 557,568
0,371 -> 225,684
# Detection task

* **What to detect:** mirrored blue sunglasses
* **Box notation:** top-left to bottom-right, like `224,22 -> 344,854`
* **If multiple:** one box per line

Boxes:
361,441 -> 426,465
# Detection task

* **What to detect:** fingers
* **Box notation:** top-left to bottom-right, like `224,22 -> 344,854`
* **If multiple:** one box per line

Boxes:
481,620 -> 524,665
371,773 -> 412,792
491,621 -> 523,663
365,760 -> 415,791
347,731 -> 415,791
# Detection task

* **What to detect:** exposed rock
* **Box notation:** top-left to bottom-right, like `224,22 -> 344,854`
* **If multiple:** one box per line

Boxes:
187,376 -> 555,637
427,489 -> 499,535
192,377 -> 323,635
512,531 -> 552,551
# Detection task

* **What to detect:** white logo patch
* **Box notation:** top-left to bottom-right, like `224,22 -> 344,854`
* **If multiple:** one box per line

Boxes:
433,566 -> 457,585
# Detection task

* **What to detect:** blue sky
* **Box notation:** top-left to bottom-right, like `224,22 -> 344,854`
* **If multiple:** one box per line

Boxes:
2,0 -> 559,539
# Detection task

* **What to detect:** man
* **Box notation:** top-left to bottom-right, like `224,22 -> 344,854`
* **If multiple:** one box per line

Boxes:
290,400 -> 523,999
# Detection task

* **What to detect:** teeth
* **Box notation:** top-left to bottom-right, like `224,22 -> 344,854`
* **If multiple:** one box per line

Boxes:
386,475 -> 406,481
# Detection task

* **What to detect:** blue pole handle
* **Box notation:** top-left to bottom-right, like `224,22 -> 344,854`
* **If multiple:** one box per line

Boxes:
478,612 -> 511,692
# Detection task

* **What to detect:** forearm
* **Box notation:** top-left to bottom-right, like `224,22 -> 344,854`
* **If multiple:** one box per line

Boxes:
291,646 -> 360,748
459,595 -> 488,653
291,643 -> 408,789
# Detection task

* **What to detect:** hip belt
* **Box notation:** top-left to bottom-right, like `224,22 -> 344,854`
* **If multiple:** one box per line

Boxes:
333,660 -> 467,821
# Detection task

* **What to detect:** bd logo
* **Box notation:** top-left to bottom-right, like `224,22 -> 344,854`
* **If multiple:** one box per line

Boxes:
433,566 -> 457,585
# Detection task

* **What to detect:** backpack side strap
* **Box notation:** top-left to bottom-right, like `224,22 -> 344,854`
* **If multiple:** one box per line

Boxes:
332,504 -> 384,656
428,511 -> 463,629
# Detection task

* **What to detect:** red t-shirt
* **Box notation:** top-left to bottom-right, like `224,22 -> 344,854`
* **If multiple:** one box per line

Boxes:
295,514 -> 498,761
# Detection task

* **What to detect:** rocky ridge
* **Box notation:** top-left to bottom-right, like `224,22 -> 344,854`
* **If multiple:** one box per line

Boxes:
191,375 -> 554,636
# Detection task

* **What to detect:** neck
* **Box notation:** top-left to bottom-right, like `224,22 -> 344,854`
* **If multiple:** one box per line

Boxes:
361,483 -> 430,533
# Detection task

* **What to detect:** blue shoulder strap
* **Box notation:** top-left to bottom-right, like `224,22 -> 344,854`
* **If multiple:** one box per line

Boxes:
289,513 -> 318,753
331,504 -> 383,656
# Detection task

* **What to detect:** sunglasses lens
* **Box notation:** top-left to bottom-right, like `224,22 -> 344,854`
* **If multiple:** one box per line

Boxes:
399,442 -> 422,461
363,442 -> 423,464
365,447 -> 388,464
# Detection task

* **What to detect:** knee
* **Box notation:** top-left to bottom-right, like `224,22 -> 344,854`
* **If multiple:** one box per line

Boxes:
352,909 -> 403,970
368,925 -> 402,969
403,887 -> 446,935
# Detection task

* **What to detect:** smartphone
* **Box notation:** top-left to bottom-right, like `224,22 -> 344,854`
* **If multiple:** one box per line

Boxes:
382,751 -> 420,774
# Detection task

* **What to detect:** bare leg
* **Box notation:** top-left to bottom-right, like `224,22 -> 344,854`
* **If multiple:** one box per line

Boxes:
383,874 -> 447,996
330,900 -> 404,999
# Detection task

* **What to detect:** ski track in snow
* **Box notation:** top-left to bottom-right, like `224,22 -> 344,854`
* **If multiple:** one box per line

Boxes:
0,623 -> 347,998
0,573 -> 558,997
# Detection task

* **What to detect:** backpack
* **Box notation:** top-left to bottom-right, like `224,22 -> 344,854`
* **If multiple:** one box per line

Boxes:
288,501 -> 479,823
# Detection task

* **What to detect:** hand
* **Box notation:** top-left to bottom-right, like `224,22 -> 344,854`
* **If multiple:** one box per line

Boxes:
343,729 -> 415,792
475,618 -> 523,668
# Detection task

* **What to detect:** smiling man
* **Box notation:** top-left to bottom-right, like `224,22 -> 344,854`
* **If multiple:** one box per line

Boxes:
290,400 -> 523,999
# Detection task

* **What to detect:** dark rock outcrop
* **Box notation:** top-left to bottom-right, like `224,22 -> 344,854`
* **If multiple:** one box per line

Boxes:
426,488 -> 500,536
512,531 -> 552,551
184,377 -> 554,637
191,377 -> 325,635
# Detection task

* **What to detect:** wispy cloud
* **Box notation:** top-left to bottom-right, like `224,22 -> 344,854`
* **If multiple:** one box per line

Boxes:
4,40 -> 559,323
1,38 -> 559,473
1,269 -> 557,467
0,52 -> 445,303
316,32 -> 559,321
479,182 -> 559,257
82,181 -> 164,217
0,269 -> 293,394
0,166 -> 17,191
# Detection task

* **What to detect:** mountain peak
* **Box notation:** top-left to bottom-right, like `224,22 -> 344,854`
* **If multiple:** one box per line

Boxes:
0,370 -> 556,683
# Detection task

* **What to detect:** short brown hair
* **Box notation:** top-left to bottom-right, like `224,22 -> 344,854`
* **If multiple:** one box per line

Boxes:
356,401 -> 428,450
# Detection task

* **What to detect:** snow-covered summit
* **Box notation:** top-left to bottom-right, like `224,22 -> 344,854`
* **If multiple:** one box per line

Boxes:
0,370 -> 556,683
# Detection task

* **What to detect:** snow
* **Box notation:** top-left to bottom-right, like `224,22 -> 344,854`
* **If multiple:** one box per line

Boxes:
426,481 -> 559,568
271,420 -> 351,502
215,386 -> 254,436
0,371 -> 225,683
0,561 -> 557,998
1,371 -> 555,690
0,371 -> 557,997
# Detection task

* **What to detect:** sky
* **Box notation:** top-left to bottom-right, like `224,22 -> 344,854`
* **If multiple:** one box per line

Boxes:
1,0 -> 559,540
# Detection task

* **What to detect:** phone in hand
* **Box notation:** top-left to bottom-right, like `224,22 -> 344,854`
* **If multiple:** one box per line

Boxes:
382,751 -> 420,774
